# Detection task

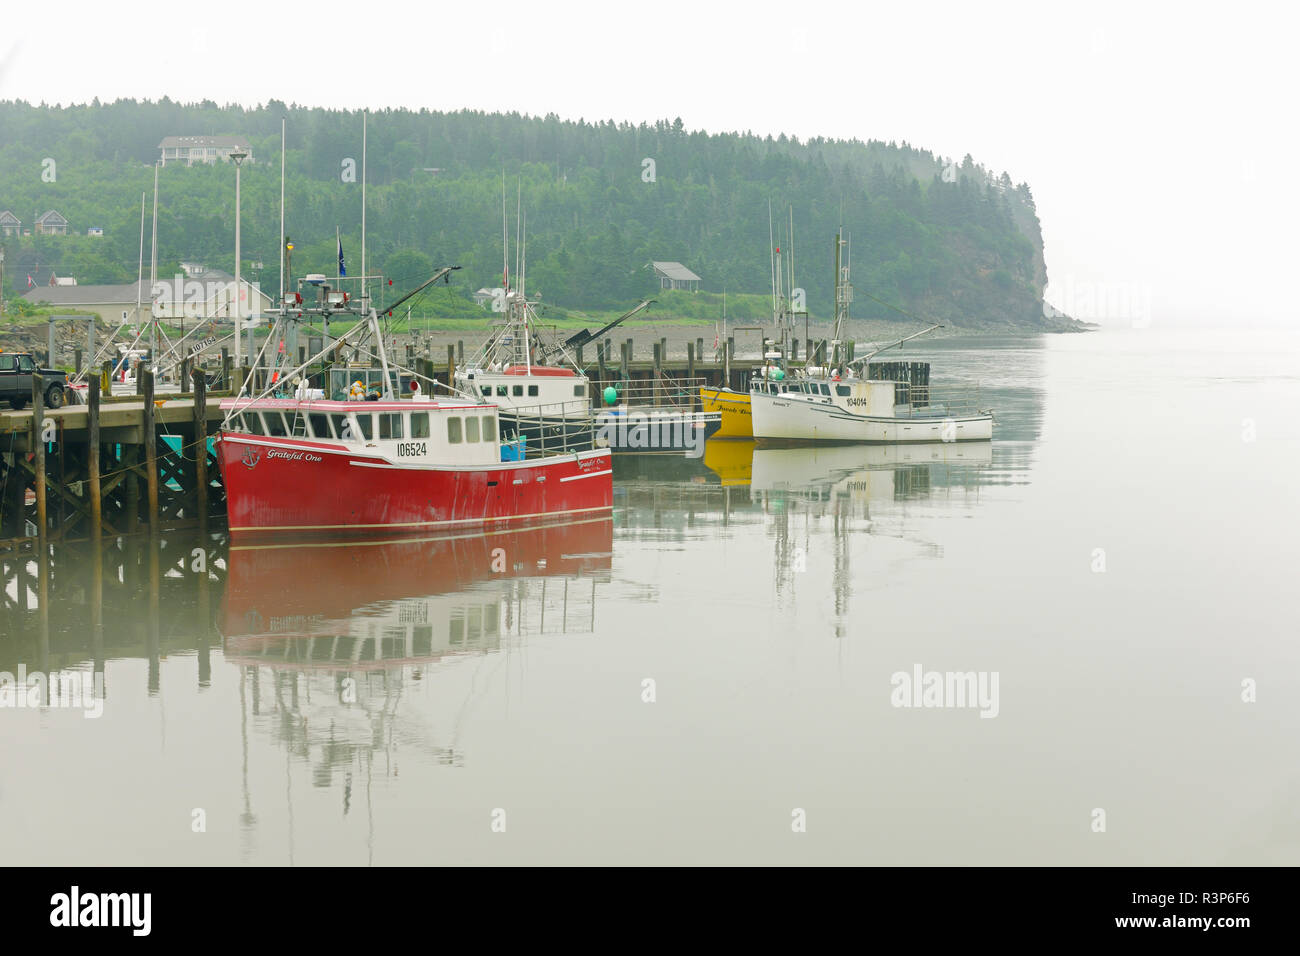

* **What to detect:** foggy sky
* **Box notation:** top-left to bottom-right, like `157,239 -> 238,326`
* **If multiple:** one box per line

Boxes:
3,0 -> 1296,327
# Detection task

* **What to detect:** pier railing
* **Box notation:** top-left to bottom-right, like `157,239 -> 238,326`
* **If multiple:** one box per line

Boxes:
594,374 -> 707,412
497,400 -> 597,459
896,384 -> 989,418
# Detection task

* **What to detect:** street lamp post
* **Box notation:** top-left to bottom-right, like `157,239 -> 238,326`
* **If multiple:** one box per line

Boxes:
230,150 -> 248,375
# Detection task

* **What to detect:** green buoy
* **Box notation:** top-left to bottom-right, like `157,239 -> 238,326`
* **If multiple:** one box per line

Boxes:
772,368 -> 785,381
603,386 -> 618,405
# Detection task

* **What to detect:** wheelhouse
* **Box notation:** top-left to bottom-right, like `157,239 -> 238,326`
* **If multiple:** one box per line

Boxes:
221,398 -> 504,466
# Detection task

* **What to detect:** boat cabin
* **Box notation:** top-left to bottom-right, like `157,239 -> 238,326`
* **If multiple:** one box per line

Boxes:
751,378 -> 913,416
221,398 -> 503,466
457,364 -> 589,416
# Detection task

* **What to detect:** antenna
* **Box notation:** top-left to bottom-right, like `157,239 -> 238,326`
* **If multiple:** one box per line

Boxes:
279,118 -> 285,304
768,200 -> 777,322
501,171 -> 508,290
360,110 -> 367,307
514,178 -> 522,299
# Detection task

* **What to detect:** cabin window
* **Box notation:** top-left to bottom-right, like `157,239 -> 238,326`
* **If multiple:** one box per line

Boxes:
767,384 -> 778,394
287,412 -> 308,437
512,385 -> 523,396
356,414 -> 374,441
820,384 -> 831,396
481,416 -> 497,442
242,413 -> 264,435
379,413 -> 403,440
836,385 -> 851,397
0,356 -> 14,371
330,414 -> 353,440
411,412 -> 430,438
412,625 -> 433,657
573,384 -> 586,397
528,385 -> 539,397
447,417 -> 463,444
496,385 -> 507,396
466,417 -> 481,442
308,413 -> 332,438
264,412 -> 289,437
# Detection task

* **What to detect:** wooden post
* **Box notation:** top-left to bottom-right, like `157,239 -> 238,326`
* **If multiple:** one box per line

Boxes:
447,345 -> 456,392
457,340 -> 464,363
32,373 -> 46,541
74,348 -> 83,374
240,361 -> 251,396
142,369 -> 159,534
652,342 -> 662,406
193,366 -> 208,532
221,349 -> 232,393
625,337 -> 633,364
696,336 -> 704,358
791,338 -> 799,361
88,375 -> 102,540
2,455 -> 24,537
102,359 -> 113,397
180,356 -> 191,394
576,343 -> 584,366
125,445 -> 140,533
686,341 -> 696,410
596,342 -> 607,409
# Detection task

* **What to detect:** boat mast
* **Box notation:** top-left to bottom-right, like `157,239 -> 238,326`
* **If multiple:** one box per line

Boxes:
135,191 -> 145,332
149,163 -> 159,364
360,110 -> 368,312
832,228 -> 851,369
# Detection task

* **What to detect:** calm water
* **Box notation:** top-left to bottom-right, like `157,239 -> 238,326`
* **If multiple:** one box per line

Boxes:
3,328 -> 1298,865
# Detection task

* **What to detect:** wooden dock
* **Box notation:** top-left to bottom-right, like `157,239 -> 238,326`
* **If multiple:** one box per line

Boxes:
0,335 -> 850,549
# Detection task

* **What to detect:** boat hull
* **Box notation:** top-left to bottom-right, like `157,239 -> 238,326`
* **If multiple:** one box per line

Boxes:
215,433 -> 612,538
699,386 -> 753,438
750,392 -> 994,443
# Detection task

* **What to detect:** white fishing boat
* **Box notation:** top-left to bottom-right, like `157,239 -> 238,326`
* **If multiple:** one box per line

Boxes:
749,228 -> 994,444
457,187 -> 717,455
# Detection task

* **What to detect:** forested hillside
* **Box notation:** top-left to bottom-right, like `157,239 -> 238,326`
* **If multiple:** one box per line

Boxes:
0,100 -> 1078,329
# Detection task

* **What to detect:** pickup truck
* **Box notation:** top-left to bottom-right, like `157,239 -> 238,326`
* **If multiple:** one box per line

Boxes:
0,351 -> 67,410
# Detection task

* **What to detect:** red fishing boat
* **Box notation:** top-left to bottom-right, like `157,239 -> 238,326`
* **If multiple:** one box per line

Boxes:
214,268 -> 611,539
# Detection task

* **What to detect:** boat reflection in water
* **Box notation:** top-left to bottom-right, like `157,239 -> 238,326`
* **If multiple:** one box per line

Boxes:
222,516 -> 611,840
750,440 -> 993,502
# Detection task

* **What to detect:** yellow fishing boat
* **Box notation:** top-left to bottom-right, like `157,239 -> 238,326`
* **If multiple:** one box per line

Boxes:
699,385 -> 753,438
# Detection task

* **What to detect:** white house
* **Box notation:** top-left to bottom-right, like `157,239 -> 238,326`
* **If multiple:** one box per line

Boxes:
158,136 -> 253,167
35,210 -> 69,235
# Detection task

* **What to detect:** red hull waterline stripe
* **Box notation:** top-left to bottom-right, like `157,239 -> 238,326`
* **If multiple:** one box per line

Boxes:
228,504 -> 614,534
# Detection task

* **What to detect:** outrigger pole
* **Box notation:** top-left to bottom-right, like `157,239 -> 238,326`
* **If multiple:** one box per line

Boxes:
848,322 -> 945,368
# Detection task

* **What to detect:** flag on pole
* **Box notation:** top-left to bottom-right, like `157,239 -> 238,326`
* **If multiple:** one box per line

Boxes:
337,232 -> 347,277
